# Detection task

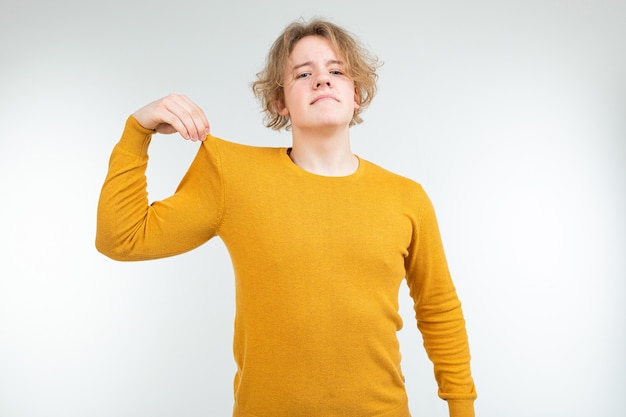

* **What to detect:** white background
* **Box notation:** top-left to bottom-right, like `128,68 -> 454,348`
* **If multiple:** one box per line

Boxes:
1,0 -> 624,416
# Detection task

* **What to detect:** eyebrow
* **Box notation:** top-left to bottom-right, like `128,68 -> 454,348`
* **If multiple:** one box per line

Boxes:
292,60 -> 344,71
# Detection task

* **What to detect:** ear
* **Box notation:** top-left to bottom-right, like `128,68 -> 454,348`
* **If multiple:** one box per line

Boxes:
275,99 -> 289,116
353,87 -> 361,110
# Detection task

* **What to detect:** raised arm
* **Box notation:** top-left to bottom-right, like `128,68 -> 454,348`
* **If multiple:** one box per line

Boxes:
95,94 -> 223,261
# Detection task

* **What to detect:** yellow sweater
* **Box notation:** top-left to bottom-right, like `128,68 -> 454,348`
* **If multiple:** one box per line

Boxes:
96,116 -> 476,417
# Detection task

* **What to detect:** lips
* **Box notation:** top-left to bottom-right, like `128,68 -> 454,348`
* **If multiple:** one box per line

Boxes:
310,94 -> 338,104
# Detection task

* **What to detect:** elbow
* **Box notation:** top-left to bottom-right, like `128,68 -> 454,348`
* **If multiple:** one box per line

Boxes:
95,229 -> 160,262
95,230 -> 134,261
95,237 -> 126,261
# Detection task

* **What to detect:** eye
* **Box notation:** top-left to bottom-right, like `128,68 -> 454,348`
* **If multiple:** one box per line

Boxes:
297,72 -> 311,79
330,70 -> 344,76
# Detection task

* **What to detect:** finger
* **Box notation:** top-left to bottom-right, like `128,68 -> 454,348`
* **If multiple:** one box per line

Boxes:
161,95 -> 210,141
152,101 -> 194,139
178,95 -> 211,140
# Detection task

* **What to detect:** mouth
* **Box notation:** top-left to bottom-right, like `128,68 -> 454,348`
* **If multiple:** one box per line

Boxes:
310,95 -> 338,105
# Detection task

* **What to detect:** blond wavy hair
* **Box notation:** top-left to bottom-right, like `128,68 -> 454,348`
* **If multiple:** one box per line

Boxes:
252,18 -> 380,131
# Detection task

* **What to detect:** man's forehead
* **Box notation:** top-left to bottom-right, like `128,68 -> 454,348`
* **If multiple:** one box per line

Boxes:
289,36 -> 342,57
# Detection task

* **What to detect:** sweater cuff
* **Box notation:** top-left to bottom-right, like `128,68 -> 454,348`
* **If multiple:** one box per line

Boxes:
447,399 -> 475,417
117,114 -> 154,157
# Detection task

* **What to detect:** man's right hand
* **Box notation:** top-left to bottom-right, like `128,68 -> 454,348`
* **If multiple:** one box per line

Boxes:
133,94 -> 210,142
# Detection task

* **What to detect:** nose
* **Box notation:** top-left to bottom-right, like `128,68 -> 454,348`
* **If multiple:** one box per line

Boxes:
314,72 -> 331,88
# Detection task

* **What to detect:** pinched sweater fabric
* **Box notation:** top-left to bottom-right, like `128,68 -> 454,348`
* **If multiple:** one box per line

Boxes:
96,116 -> 476,417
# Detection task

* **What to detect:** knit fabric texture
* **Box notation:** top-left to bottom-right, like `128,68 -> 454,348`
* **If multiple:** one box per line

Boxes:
96,116 -> 477,417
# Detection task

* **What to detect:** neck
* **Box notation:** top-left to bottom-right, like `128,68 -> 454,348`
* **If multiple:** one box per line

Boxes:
289,125 -> 358,176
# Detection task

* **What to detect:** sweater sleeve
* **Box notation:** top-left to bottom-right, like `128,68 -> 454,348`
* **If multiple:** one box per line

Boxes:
95,115 -> 224,261
404,187 -> 477,417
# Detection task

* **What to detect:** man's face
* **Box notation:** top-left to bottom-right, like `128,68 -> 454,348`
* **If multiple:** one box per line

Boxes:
278,35 -> 359,132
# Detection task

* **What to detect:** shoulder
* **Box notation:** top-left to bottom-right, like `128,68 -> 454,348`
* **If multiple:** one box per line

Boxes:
203,135 -> 275,152
202,135 -> 283,160
199,135 -> 287,180
360,159 -> 442,232
361,158 -> 427,197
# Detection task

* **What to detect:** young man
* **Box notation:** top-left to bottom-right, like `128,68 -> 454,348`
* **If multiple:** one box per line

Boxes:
96,19 -> 477,417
